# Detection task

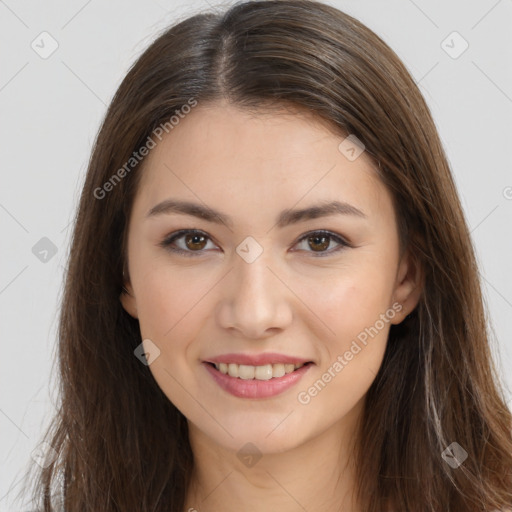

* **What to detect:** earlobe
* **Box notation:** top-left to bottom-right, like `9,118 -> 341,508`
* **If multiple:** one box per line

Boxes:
120,283 -> 138,319
390,249 -> 423,325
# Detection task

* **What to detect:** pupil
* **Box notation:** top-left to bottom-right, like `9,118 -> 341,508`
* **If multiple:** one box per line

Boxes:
310,235 -> 329,251
186,234 -> 206,250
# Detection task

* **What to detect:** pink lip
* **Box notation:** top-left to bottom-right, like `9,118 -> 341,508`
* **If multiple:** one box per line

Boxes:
205,352 -> 313,366
202,361 -> 313,399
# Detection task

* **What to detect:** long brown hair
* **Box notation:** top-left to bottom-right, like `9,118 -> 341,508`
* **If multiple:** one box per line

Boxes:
24,1 -> 512,510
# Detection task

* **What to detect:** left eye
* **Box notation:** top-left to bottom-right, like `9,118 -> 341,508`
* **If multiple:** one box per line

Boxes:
159,229 -> 350,257
293,231 -> 349,255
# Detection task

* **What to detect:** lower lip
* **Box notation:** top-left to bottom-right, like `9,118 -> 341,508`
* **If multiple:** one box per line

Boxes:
202,362 -> 313,399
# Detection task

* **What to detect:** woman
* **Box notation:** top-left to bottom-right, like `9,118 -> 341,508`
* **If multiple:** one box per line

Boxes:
26,0 -> 512,510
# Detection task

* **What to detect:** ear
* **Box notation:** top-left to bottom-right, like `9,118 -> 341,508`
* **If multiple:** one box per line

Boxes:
390,248 -> 423,325
120,280 -> 138,319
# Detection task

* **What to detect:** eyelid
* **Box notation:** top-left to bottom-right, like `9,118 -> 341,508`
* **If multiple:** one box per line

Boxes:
159,228 -> 351,257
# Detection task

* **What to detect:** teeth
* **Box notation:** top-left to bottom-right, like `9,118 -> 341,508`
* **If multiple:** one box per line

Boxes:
238,364 -> 255,380
228,363 -> 238,377
213,362 -> 306,380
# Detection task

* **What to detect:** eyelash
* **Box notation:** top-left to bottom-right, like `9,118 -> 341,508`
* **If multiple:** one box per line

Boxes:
158,229 -> 351,258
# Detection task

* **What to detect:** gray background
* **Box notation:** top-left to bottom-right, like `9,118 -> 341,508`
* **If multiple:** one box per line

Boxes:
1,0 -> 511,509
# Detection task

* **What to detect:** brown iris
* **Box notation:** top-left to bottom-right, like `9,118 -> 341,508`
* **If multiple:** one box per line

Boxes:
307,234 -> 330,252
185,233 -> 208,251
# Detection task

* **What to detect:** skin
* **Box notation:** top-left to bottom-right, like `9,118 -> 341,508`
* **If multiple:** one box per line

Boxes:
120,101 -> 422,512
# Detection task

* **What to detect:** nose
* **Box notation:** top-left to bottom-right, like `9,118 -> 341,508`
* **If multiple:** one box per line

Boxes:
216,247 -> 293,340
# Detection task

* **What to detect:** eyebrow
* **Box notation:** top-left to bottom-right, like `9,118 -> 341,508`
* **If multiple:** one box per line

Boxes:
145,199 -> 367,228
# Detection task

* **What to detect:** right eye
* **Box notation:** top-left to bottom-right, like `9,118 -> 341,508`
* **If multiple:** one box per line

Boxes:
159,229 -> 218,257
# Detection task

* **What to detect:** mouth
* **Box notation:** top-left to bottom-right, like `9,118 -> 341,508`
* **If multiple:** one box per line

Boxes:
203,360 -> 313,398
205,361 -> 314,381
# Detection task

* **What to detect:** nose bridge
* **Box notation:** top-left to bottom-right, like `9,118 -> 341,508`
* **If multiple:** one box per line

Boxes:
236,244 -> 274,298
219,236 -> 292,338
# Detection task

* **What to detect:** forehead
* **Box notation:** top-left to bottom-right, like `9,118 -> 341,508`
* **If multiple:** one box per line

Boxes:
133,103 -> 392,224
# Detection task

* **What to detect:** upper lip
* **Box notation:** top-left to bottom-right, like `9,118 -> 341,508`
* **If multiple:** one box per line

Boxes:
205,353 -> 313,366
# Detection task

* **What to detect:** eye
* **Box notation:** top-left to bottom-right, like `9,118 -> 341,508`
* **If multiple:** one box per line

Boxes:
159,229 -> 350,257
158,229 -> 216,257
293,230 -> 350,256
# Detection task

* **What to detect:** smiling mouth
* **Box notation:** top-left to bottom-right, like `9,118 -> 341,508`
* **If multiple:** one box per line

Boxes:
206,361 -> 313,380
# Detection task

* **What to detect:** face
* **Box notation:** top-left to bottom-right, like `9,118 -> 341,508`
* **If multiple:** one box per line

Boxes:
121,101 -> 421,454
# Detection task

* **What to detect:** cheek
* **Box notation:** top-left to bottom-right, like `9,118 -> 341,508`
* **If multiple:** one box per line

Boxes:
131,262 -> 222,395
295,273 -> 392,419
296,261 -> 395,348
133,258 -> 214,338
131,266 -> 208,410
